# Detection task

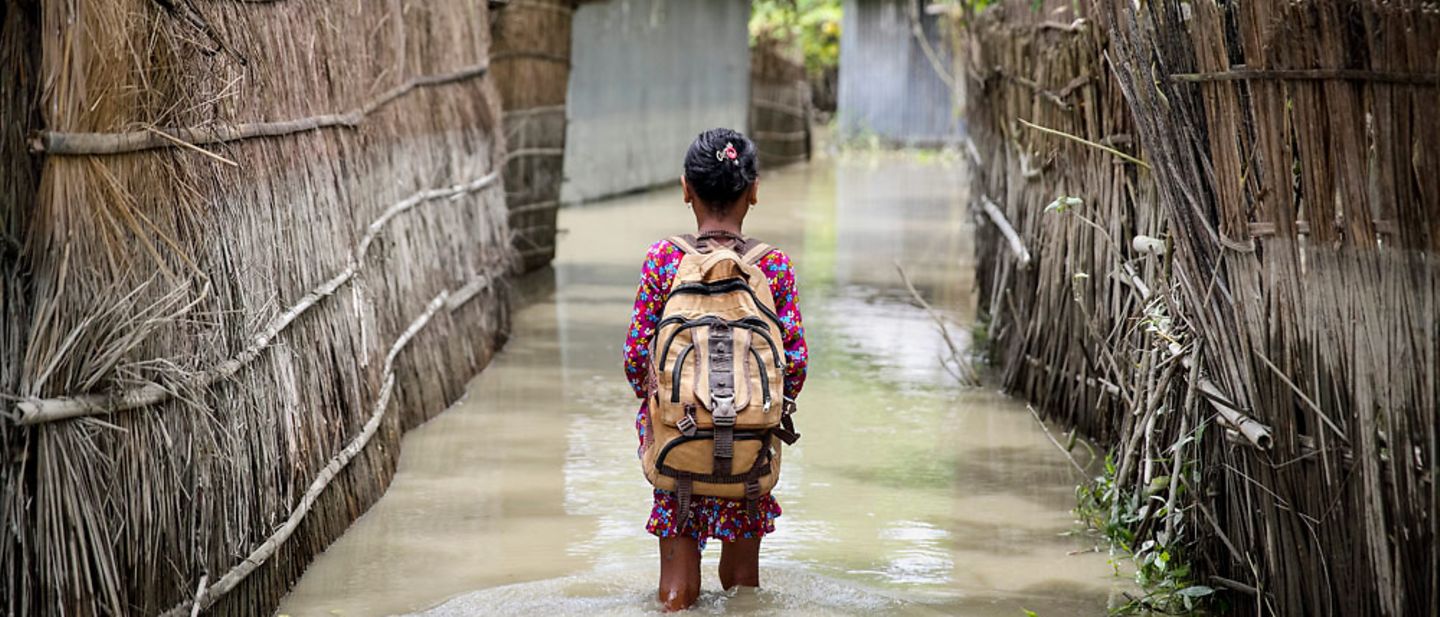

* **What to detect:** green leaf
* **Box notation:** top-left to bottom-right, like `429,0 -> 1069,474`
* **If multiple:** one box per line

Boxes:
1044,195 -> 1083,213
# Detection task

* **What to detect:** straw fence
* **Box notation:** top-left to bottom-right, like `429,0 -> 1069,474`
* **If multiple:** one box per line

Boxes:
490,0 -> 575,272
957,1 -> 1437,615
1,1 -> 514,615
750,35 -> 812,168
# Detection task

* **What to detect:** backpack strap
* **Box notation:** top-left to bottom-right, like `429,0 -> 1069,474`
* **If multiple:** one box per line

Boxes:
668,234 -> 701,255
675,232 -> 773,262
740,241 -> 774,265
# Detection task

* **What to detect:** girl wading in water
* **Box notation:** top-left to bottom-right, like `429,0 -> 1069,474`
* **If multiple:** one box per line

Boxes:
623,128 -> 808,611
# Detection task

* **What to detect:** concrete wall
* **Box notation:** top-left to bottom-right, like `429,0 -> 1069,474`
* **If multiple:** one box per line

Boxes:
838,0 -> 961,146
562,0 -> 751,203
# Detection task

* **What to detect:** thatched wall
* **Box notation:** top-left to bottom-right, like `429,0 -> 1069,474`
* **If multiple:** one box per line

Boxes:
960,1 -> 1438,615
750,36 -> 812,169
1,1 -> 513,615
491,0 -> 574,272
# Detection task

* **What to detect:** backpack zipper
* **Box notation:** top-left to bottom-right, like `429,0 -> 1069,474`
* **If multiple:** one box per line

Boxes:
749,346 -> 772,411
657,317 -> 713,370
658,316 -> 782,373
729,321 -> 784,369
670,344 -> 694,402
655,430 -> 764,470
667,278 -> 784,331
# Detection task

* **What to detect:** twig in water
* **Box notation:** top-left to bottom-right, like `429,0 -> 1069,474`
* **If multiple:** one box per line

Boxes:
894,262 -> 980,386
1028,404 -> 1088,478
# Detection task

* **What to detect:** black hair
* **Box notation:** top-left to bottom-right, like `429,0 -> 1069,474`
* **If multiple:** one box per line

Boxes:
683,128 -> 758,210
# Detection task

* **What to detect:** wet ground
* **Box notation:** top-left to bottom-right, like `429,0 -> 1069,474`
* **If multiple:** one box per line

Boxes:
278,156 -> 1125,616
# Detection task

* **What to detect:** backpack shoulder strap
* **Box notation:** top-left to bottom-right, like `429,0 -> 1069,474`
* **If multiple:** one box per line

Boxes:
740,241 -> 775,266
668,234 -> 701,255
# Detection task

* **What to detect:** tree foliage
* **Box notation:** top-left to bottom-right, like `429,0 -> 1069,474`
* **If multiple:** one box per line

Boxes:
750,0 -> 842,78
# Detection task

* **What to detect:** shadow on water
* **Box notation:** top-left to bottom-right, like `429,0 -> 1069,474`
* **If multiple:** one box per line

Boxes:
277,156 -> 1129,616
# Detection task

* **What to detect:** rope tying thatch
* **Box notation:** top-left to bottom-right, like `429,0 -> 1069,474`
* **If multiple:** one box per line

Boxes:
750,99 -> 808,119
30,64 -> 491,155
159,277 -> 488,617
14,169 -> 502,424
505,147 -> 566,159
490,51 -> 570,66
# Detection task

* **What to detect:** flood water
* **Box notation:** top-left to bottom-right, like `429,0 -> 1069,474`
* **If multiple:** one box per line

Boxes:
278,156 -> 1125,616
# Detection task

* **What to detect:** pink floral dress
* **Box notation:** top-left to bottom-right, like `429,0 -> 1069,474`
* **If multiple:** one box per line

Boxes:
624,238 -> 808,545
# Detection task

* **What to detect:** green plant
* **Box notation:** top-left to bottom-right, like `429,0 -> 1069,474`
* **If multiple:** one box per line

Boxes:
1075,451 -> 1219,615
968,311 -> 994,366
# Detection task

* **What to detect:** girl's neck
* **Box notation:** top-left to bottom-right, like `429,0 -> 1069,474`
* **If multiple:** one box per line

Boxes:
697,221 -> 743,236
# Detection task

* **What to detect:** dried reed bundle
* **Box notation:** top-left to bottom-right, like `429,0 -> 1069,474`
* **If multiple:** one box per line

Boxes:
490,0 -> 575,271
1,2 -> 515,616
957,0 -> 1438,614
750,34 -> 812,168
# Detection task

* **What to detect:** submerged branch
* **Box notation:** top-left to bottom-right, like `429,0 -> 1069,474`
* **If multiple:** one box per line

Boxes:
895,262 -> 980,387
892,260 -> 984,386
1028,404 -> 1088,478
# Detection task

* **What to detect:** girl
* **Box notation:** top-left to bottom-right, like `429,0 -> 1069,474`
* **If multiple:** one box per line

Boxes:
622,128 -> 808,611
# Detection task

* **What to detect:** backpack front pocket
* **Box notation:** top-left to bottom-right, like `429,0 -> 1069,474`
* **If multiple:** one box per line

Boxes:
654,430 -> 770,478
654,316 -> 781,431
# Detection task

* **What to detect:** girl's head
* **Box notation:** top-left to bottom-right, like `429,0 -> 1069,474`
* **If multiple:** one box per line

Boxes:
681,128 -> 759,217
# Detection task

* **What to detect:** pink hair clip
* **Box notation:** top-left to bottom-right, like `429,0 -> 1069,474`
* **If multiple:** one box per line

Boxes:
716,142 -> 738,164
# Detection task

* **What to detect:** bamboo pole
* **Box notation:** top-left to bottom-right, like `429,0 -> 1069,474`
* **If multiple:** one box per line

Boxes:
1170,67 -> 1440,86
1180,355 -> 1273,450
979,195 -> 1032,269
15,170 -> 502,424
31,64 -> 490,155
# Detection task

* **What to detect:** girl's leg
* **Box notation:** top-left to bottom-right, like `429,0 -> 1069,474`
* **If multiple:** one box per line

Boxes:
658,536 -> 701,611
718,537 -> 761,589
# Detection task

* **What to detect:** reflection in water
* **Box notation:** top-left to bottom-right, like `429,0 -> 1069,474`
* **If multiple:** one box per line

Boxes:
278,157 -> 1124,616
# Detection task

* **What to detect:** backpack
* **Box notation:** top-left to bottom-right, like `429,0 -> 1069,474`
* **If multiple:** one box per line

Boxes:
641,233 -> 801,523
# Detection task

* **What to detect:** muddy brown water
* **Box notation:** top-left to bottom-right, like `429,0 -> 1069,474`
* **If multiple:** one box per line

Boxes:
278,156 -> 1127,616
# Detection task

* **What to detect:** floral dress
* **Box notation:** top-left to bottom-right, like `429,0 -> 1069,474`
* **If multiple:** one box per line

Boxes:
623,238 -> 808,545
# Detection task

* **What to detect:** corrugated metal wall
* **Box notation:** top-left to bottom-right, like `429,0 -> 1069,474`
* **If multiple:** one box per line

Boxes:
838,0 -> 961,146
562,0 -> 751,203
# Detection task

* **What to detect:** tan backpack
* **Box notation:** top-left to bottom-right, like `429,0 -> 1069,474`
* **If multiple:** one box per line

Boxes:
641,233 -> 800,522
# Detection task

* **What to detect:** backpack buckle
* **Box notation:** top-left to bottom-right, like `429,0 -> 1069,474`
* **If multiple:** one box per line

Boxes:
678,404 -> 698,436
711,393 -> 737,427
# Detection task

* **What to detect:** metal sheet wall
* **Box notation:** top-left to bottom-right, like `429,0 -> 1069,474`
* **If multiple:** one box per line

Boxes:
838,0 -> 961,146
562,0 -> 751,203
